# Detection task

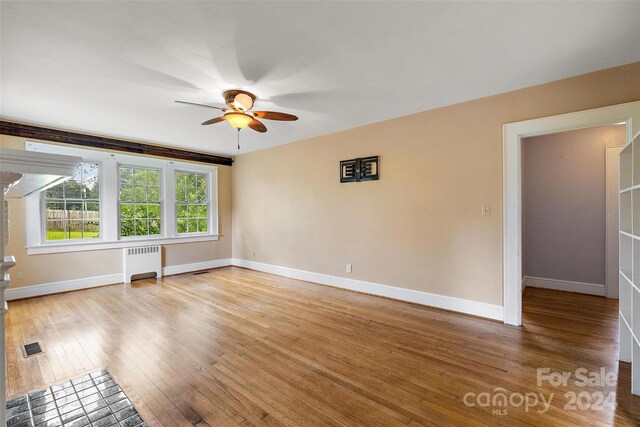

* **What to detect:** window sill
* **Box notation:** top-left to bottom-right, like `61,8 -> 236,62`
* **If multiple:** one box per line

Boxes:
26,234 -> 220,255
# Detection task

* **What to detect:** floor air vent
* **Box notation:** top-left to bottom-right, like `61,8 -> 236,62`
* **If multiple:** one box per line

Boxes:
192,270 -> 210,276
23,341 -> 44,357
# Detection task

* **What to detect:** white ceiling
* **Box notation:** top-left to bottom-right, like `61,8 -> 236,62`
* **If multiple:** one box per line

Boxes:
2,1 -> 640,157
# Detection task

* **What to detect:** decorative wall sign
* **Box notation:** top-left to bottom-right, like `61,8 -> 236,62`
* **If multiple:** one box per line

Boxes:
340,156 -> 379,183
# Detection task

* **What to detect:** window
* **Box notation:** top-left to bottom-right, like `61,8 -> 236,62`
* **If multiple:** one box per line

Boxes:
27,141 -> 219,254
119,166 -> 161,237
176,171 -> 208,234
44,163 -> 100,240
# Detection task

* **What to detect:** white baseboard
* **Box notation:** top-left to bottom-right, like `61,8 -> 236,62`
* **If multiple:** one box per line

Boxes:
523,276 -> 606,296
6,258 -> 233,300
162,258 -> 232,276
6,273 -> 122,301
231,259 -> 504,321
7,257 -> 504,322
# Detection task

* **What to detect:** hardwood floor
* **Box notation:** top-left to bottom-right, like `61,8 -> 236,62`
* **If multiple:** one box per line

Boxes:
7,267 -> 640,426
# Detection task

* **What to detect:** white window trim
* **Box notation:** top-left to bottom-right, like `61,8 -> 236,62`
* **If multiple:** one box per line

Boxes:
117,163 -> 164,238
26,141 -> 219,255
174,168 -> 213,236
41,161 -> 103,243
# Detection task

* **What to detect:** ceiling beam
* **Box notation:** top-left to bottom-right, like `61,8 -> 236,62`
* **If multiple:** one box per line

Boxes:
0,121 -> 233,166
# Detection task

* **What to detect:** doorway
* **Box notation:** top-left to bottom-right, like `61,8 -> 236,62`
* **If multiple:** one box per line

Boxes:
521,126 -> 625,297
502,100 -> 640,326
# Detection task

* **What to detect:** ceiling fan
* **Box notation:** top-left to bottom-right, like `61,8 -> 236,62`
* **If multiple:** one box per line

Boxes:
176,89 -> 298,133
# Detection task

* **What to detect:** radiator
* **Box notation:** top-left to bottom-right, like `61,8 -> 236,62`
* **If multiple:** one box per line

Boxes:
123,245 -> 162,284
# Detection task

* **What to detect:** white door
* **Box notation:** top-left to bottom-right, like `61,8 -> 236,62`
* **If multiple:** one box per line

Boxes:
605,145 -> 623,299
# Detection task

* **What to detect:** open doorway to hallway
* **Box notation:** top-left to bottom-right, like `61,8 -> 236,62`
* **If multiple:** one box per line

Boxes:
521,125 -> 626,298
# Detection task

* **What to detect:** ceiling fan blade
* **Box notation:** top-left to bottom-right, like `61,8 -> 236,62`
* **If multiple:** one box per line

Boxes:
248,119 -> 267,133
253,111 -> 298,121
201,116 -> 226,126
175,100 -> 226,111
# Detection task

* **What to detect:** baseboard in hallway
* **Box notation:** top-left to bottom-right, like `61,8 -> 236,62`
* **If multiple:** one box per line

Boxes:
522,276 -> 606,296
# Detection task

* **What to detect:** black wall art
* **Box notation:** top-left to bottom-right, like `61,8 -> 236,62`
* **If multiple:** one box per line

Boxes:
340,156 -> 379,183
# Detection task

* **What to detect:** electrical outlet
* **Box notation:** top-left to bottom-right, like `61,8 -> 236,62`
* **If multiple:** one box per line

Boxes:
481,205 -> 490,216
252,251 -> 256,258
15,271 -> 23,279
346,264 -> 352,273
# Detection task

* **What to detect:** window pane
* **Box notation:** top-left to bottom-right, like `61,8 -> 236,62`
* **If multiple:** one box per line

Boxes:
46,201 -> 65,216
134,168 -> 148,185
64,180 -> 82,198
121,220 -> 134,237
121,203 -> 134,219
135,204 -> 148,219
85,201 -> 100,213
148,203 -> 161,219
148,186 -> 160,202
67,220 -> 83,239
66,202 -> 83,223
120,167 -> 134,185
196,174 -> 207,189
176,188 -> 186,202
196,187 -> 207,203
45,184 -> 63,199
46,222 -> 65,241
176,172 -> 187,188
83,179 -> 99,199
135,219 -> 149,236
44,162 -> 101,241
176,171 -> 209,234
186,186 -> 197,202
84,220 -> 100,238
147,170 -> 160,186
84,202 -> 100,234
82,164 -> 99,199
120,185 -> 134,201
149,219 -> 161,235
82,163 -> 98,179
134,186 -> 147,202
118,166 -> 162,238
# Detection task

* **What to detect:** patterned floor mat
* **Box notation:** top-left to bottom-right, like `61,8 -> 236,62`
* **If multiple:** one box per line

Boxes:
6,370 -> 147,427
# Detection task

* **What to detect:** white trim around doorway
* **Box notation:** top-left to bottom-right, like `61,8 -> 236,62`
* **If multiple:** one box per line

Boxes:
502,100 -> 640,326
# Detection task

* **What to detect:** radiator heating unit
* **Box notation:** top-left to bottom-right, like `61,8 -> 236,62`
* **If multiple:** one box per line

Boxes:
123,245 -> 162,283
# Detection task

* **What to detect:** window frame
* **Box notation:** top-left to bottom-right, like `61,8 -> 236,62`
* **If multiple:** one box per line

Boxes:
26,141 -> 219,255
117,164 -> 164,239
174,169 -> 212,236
41,162 -> 104,242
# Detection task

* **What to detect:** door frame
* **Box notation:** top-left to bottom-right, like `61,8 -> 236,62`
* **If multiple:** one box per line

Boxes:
605,145 -> 624,299
503,100 -> 640,326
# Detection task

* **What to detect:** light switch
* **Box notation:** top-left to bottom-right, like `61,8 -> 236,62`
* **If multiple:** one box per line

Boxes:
481,205 -> 490,216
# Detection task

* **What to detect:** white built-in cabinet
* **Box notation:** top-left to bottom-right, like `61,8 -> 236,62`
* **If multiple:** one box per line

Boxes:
619,130 -> 640,396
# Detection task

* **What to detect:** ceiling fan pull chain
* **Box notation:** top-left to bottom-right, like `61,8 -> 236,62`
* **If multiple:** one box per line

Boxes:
237,128 -> 241,153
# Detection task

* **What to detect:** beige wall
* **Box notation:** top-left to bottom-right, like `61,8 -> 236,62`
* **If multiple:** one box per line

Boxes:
523,125 -> 626,285
0,134 -> 232,289
232,62 -> 640,306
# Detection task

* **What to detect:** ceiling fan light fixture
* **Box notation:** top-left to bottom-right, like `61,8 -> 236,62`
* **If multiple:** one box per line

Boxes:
234,93 -> 254,111
224,112 -> 253,129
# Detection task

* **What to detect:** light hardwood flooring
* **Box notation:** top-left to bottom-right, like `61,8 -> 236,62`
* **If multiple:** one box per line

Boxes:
7,267 -> 640,426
